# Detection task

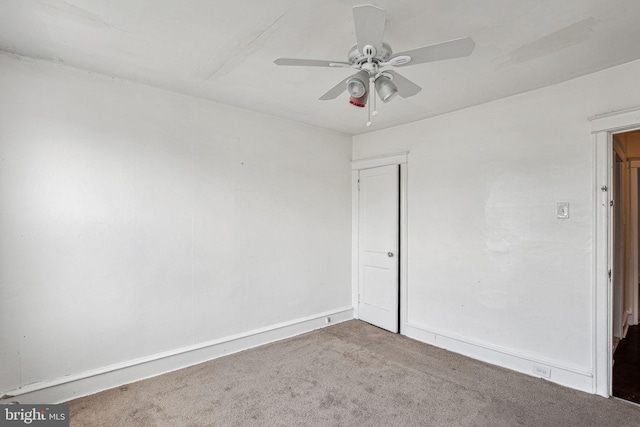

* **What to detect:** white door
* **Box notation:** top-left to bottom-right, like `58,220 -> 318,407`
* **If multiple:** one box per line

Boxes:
358,164 -> 399,332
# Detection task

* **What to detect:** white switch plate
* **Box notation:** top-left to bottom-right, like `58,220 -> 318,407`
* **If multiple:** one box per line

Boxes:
556,202 -> 569,219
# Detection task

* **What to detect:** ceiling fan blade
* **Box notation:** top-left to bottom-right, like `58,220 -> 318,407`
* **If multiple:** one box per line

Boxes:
384,71 -> 422,98
391,37 -> 475,67
274,58 -> 350,68
353,5 -> 386,55
319,76 -> 351,100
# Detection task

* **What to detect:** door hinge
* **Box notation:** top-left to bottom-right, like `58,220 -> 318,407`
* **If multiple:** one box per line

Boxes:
610,199 -> 614,207
609,269 -> 612,280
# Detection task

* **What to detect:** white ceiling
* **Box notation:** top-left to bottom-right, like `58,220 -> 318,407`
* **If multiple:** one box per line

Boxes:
2,0 -> 640,135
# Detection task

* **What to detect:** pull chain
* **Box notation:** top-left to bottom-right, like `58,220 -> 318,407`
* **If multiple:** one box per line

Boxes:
372,77 -> 378,116
366,78 -> 373,126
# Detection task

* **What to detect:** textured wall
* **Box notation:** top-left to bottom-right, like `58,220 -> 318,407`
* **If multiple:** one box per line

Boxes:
353,59 -> 640,378
0,55 -> 352,394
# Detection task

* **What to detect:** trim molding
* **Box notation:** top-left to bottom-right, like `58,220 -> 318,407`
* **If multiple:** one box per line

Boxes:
405,322 -> 593,393
592,129 -> 612,397
589,106 -> 640,133
3,308 -> 354,404
351,152 -> 408,170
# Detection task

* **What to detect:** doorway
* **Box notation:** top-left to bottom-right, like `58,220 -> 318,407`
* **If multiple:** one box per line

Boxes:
351,153 -> 408,335
610,131 -> 640,404
591,108 -> 640,398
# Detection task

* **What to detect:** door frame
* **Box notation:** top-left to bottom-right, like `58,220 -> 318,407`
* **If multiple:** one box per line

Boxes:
591,106 -> 640,397
352,152 -> 408,334
629,161 -> 640,327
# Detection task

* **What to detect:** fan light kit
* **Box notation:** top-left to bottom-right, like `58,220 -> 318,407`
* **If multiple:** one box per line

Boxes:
274,4 -> 475,127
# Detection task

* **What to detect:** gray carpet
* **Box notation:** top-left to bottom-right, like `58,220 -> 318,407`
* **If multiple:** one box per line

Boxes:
68,320 -> 640,426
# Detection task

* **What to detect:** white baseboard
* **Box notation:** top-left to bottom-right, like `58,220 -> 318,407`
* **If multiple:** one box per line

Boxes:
3,308 -> 354,404
405,322 -> 594,394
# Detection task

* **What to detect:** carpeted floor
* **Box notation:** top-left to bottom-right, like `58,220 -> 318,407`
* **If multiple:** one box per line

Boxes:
68,320 -> 640,426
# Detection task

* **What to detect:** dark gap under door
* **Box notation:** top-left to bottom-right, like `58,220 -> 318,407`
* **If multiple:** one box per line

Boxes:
613,324 -> 640,404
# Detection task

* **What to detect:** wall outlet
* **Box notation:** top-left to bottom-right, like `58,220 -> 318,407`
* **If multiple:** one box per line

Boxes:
533,364 -> 551,378
326,317 -> 331,324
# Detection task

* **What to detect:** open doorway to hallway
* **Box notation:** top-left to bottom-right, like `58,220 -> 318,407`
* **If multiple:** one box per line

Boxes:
611,130 -> 640,404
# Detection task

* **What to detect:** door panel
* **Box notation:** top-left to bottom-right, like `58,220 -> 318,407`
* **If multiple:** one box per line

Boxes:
358,165 -> 399,332
363,265 -> 393,308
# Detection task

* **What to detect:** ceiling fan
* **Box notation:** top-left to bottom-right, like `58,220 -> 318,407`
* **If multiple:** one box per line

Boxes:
274,4 -> 475,126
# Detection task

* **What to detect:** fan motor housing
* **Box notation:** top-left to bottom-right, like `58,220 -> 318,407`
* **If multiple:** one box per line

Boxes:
348,43 -> 392,66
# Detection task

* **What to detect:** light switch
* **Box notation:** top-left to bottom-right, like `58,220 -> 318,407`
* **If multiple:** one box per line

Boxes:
556,202 -> 569,219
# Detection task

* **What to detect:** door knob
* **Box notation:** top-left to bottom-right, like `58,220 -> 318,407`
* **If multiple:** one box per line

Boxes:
388,252 -> 394,257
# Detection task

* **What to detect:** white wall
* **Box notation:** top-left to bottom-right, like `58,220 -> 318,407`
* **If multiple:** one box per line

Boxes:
0,54 -> 352,399
353,59 -> 640,392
